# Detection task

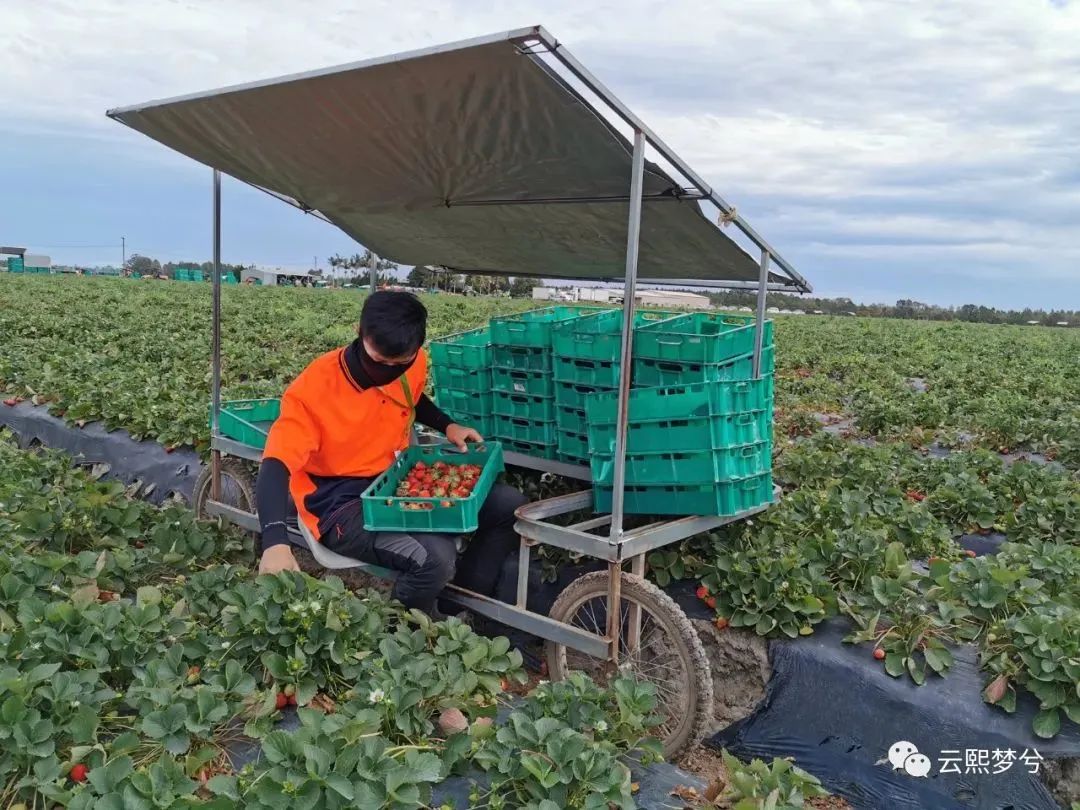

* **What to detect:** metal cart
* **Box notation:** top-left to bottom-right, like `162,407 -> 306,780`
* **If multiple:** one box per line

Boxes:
108,25 -> 811,757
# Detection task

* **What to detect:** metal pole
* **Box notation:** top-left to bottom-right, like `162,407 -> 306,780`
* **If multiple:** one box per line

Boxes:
608,128 -> 646,542
210,169 -> 223,500
121,236 -> 126,269
606,128 -> 646,664
369,251 -> 378,292
752,249 -> 770,378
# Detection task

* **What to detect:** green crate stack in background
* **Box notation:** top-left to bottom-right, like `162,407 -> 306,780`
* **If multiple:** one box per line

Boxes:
586,372 -> 775,518
550,308 -> 677,464
488,306 -> 603,460
430,327 -> 495,437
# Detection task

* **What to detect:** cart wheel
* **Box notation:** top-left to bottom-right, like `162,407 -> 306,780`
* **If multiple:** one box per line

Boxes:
546,571 -> 713,759
192,458 -> 256,521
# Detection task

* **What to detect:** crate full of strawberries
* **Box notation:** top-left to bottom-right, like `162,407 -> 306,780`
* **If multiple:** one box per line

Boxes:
361,442 -> 505,533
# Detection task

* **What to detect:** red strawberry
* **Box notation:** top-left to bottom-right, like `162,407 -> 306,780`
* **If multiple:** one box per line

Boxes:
714,617 -> 729,630
2,398 -> 17,407
873,648 -> 886,660
695,585 -> 709,600
705,596 -> 717,610
964,549 -> 977,558
70,763 -> 89,783
275,692 -> 288,710
287,694 -> 297,706
499,678 -> 509,691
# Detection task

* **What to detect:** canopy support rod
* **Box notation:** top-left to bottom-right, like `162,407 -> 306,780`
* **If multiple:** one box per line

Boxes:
606,128 -> 646,663
635,278 -> 800,292
753,249 -> 770,378
210,169 -> 223,501
526,26 -> 810,293
448,192 -> 705,207
369,251 -> 378,292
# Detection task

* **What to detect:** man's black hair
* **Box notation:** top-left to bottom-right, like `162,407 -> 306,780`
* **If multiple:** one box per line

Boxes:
360,291 -> 427,357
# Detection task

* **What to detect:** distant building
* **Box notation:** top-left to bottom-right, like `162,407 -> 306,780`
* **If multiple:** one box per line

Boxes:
635,290 -> 710,309
532,286 -> 557,300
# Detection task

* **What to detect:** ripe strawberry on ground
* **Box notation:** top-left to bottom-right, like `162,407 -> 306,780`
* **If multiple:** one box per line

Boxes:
695,585 -> 709,600
714,617 -> 729,630
69,764 -> 89,783
873,648 -> 886,660
275,692 -> 289,710
705,597 -> 717,609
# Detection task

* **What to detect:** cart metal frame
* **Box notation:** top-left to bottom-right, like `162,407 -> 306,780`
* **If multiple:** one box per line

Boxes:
183,26 -> 804,675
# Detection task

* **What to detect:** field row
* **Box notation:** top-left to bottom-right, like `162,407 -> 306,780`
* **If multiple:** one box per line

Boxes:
2,275 -> 1078,467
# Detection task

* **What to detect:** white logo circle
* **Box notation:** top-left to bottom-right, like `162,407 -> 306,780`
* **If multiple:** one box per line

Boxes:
904,752 -> 932,778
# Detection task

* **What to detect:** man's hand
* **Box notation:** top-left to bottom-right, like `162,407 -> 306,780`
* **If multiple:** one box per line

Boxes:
445,422 -> 482,451
259,544 -> 300,575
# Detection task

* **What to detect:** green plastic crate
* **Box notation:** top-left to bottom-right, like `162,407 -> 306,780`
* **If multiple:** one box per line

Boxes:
555,381 -> 610,411
493,415 -> 556,445
590,441 -> 771,485
490,306 -> 606,348
361,442 -> 504,532
555,405 -> 587,433
433,388 -> 493,416
492,391 -> 555,421
557,431 -> 590,461
500,437 -> 559,460
633,348 -> 775,388
594,472 -> 774,517
440,409 -> 495,437
588,377 -> 774,424
635,312 -> 774,364
216,399 -> 280,449
553,356 -> 620,388
589,409 -> 772,454
492,345 -> 552,373
430,327 -> 492,371
434,366 -> 492,394
551,308 -> 679,361
491,367 -> 555,398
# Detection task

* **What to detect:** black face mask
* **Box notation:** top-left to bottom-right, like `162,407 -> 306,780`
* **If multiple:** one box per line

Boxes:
356,338 -> 414,387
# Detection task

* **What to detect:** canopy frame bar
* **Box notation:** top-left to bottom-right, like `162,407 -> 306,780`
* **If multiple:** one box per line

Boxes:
510,26 -> 809,293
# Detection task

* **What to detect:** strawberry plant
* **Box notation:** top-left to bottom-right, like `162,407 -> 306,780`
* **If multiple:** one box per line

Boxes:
707,750 -> 828,809
980,604 -> 1080,738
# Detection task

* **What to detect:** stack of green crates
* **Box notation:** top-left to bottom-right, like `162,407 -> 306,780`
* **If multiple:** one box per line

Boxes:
489,306 -> 604,460
550,309 -> 678,465
585,378 -> 774,517
430,327 -> 494,437
633,312 -> 775,387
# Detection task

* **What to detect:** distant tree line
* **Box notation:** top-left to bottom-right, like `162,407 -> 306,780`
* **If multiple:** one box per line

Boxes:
704,290 -> 1077,326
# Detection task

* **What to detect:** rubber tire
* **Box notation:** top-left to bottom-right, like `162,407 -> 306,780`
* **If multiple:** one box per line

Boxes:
192,458 -> 257,520
545,571 -> 713,759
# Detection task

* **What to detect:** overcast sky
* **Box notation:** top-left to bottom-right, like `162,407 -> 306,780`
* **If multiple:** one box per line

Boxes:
2,1 -> 1078,309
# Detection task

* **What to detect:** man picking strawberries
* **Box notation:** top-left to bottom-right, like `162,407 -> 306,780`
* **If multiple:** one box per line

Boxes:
256,291 -> 525,617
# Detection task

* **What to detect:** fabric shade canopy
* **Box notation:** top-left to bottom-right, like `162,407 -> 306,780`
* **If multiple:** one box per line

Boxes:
108,29 -> 801,287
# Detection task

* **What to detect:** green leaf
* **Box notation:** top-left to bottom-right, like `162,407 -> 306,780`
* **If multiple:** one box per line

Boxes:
325,773 -> 354,800
1032,709 -> 1061,739
884,653 -> 905,678
136,585 -> 162,606
923,646 -> 952,675
207,774 -> 239,799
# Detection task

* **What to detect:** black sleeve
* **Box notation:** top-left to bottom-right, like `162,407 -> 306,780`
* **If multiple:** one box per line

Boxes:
415,393 -> 453,434
256,457 -> 291,551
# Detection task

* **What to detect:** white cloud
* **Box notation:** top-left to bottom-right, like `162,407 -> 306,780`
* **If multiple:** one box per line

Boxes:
2,0 -> 1079,302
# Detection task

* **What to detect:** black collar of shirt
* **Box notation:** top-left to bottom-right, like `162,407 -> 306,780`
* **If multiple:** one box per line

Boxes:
342,339 -> 375,390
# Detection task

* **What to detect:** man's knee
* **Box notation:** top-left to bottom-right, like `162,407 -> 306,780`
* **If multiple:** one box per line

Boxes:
418,538 -> 457,585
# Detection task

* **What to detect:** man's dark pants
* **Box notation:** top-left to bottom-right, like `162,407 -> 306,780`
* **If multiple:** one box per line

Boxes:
319,483 -> 528,614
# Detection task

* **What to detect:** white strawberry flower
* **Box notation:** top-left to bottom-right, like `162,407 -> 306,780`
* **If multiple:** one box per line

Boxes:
368,688 -> 385,704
